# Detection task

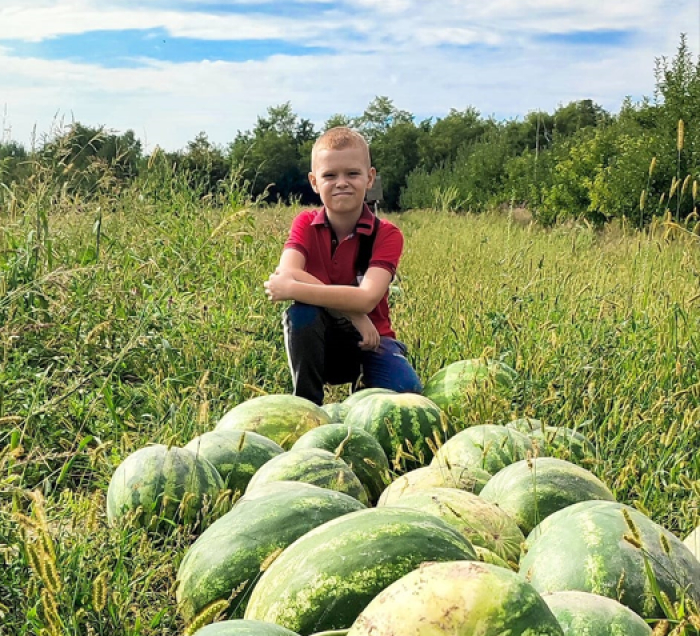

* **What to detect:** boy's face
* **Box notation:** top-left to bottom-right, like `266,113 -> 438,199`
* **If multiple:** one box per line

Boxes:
308,146 -> 376,217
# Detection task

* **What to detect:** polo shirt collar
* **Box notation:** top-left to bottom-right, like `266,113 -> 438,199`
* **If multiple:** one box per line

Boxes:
310,204 -> 376,235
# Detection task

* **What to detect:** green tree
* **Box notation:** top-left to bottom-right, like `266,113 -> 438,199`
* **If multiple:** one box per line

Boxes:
355,96 -> 413,144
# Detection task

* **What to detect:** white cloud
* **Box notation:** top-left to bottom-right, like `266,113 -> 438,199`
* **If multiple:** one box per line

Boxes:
0,0 -> 696,151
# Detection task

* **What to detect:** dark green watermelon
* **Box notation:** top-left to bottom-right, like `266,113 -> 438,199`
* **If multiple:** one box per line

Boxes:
292,424 -> 390,504
343,388 -> 396,409
244,507 -> 477,634
106,444 -> 224,532
480,457 -> 615,535
344,392 -> 448,470
176,482 -> 365,623
542,591 -> 652,635
185,430 -> 284,497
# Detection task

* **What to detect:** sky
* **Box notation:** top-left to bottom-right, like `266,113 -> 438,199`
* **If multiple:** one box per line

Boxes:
0,0 -> 698,152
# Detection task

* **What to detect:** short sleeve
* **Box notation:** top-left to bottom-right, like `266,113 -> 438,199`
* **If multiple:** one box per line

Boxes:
283,210 -> 315,260
369,221 -> 403,278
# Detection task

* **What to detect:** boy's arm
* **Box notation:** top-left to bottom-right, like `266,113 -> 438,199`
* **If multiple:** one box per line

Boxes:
267,248 -> 391,315
266,266 -> 392,315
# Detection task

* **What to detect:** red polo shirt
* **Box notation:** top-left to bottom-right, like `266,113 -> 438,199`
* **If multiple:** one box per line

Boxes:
284,204 -> 403,338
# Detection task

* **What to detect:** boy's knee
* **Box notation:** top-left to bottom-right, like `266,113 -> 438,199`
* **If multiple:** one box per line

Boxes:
284,303 -> 324,329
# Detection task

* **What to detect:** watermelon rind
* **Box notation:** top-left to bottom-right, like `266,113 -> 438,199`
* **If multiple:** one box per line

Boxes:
292,424 -> 390,504
519,500 -> 700,619
106,444 -> 224,532
431,424 -> 533,476
683,526 -> 700,560
245,448 -> 369,505
479,456 -> 615,535
343,387 -> 396,409
347,561 -> 564,635
216,395 -> 331,449
190,619 -> 301,635
377,464 -> 490,505
185,430 -> 284,497
382,486 -> 525,564
320,403 -> 349,423
542,590 -> 652,635
243,507 -> 477,634
176,482 -> 365,623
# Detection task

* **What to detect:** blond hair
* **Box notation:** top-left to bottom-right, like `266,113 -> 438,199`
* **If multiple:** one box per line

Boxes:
311,127 -> 371,170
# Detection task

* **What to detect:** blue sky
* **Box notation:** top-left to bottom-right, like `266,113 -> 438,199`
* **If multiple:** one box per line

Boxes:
0,0 -> 698,152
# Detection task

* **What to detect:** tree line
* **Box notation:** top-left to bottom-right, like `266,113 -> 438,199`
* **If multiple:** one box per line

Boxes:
1,35 -> 699,227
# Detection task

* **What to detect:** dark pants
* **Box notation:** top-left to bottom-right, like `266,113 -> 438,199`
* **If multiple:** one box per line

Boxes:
283,303 -> 423,405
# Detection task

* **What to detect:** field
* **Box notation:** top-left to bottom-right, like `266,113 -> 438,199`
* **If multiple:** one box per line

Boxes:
2,188 -> 700,634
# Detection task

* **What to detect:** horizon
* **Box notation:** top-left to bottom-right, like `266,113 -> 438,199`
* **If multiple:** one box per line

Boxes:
1,1 -> 699,153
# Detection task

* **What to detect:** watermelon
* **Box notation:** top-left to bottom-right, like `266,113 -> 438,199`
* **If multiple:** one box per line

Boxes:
216,395 -> 331,449
505,417 -> 545,434
519,500 -> 700,619
431,424 -> 533,476
106,444 -> 224,532
343,387 -> 395,409
176,482 -> 365,623
480,457 -> 615,535
377,464 -> 490,505
344,392 -> 448,470
381,487 -> 525,564
245,448 -> 368,505
422,358 -> 517,414
528,427 -> 596,465
243,507 -> 477,634
292,424 -> 390,504
190,619 -> 300,635
683,526 -> 699,560
320,403 -> 349,423
542,591 -> 652,635
185,430 -> 284,497
347,561 -> 564,636
474,546 -> 513,570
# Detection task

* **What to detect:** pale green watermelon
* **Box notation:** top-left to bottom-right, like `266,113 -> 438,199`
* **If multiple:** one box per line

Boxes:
190,619 -> 300,635
348,561 -> 563,635
519,500 -> 700,619
683,526 -> 699,560
216,395 -> 331,449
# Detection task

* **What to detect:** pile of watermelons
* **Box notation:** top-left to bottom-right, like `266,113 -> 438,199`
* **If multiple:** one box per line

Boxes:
105,358 -> 700,635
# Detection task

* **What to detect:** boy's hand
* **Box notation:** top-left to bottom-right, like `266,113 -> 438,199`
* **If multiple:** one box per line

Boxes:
264,269 -> 296,302
350,314 -> 380,351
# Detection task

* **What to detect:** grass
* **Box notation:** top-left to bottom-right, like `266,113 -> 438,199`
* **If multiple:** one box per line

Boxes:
2,171 -> 700,633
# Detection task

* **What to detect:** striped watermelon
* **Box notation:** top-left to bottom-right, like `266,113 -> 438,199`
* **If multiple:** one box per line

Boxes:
243,507 -> 477,634
347,561 -> 563,635
184,430 -> 284,497
106,444 -> 224,532
474,546 -> 513,570
519,500 -> 700,619
245,448 -> 369,505
176,482 -> 365,623
216,395 -> 331,449
381,487 -> 525,564
292,424 -> 390,504
480,457 -> 615,535
377,464 -> 490,505
422,358 -> 517,415
344,392 -> 448,470
542,591 -> 652,635
190,619 -> 300,635
431,424 -> 533,476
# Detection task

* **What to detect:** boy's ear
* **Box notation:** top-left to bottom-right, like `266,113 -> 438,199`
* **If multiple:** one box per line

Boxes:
308,171 -> 318,193
367,167 -> 376,189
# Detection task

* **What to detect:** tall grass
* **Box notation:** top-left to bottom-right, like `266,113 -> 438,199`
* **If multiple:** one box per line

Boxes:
2,160 -> 700,633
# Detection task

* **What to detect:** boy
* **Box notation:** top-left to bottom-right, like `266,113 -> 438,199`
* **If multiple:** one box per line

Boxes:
264,127 -> 422,405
